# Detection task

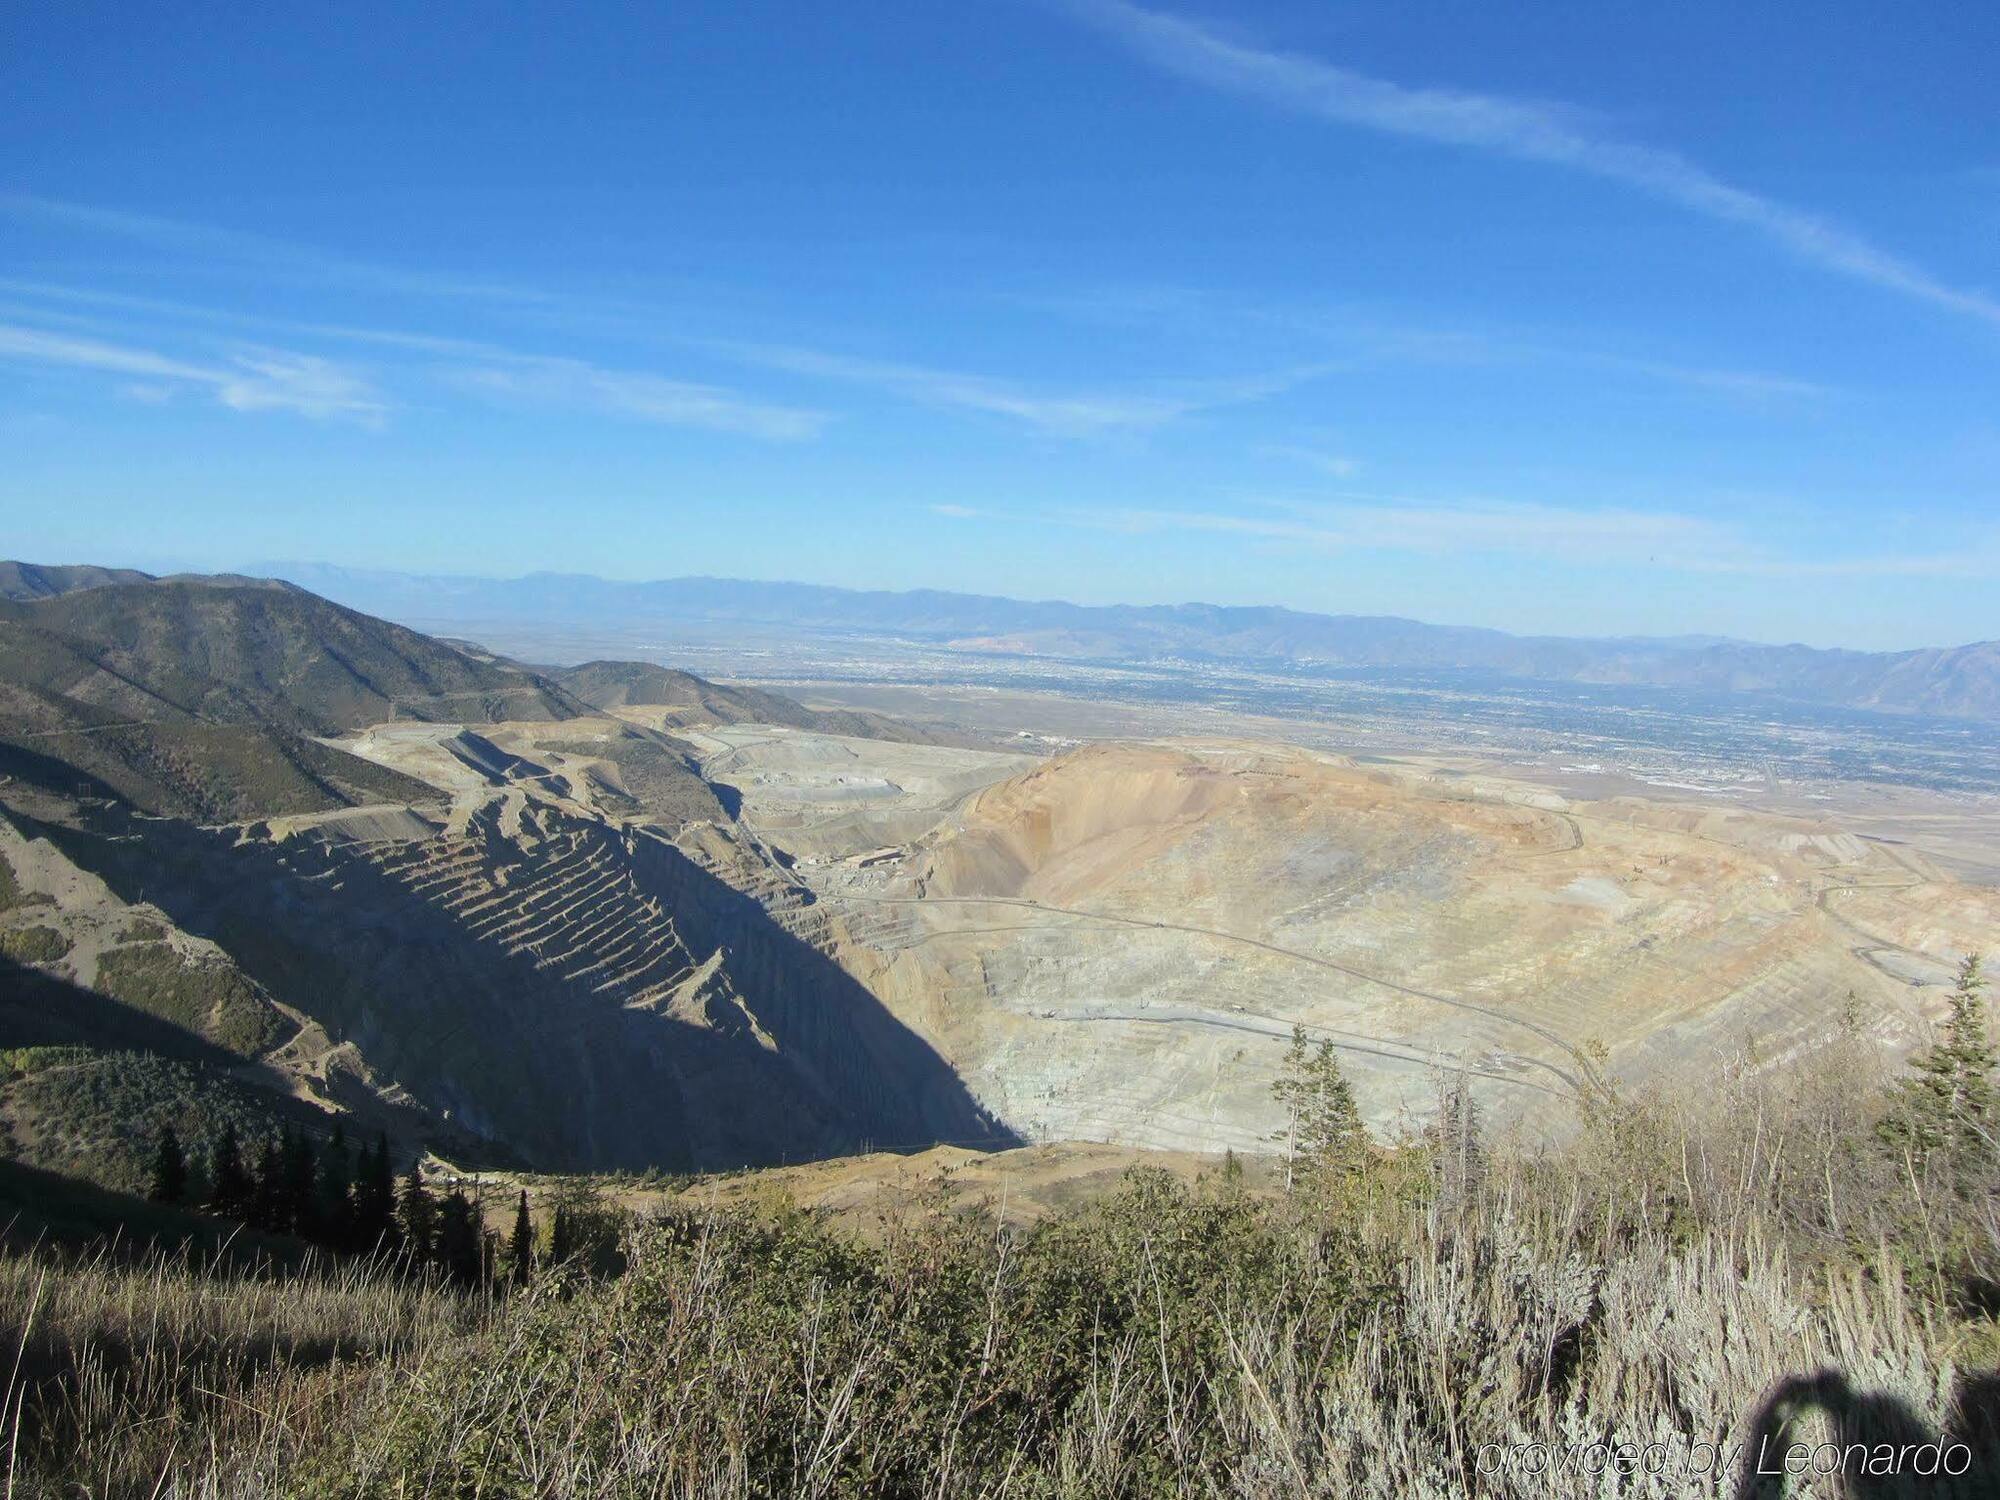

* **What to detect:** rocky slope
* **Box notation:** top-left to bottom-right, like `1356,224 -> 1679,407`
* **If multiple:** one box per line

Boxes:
703,735 -> 2000,1152
0,578 -> 586,736
0,574 -> 1011,1185
9,562 -> 1993,1184
0,574 -> 595,823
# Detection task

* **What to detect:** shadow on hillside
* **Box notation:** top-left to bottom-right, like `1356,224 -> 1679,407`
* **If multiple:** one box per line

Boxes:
19,802 -> 1016,1173
0,1157 -> 307,1269
0,953 -> 239,1067
1731,1368 -> 1998,1499
633,829 -> 1018,1157
0,1161 -> 423,1462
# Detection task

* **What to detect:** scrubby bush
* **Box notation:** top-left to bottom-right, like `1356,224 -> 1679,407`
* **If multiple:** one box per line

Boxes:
3,967 -> 1996,1497
0,923 -> 72,964
94,940 -> 288,1056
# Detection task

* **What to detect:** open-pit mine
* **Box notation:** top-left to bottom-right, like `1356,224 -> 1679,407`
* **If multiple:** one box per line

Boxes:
5,570 -> 1993,1177
325,705 -> 1997,1158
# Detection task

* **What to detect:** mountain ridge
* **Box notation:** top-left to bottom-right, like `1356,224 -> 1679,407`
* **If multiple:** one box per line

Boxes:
0,565 -> 1010,1183
0,561 -> 156,601
252,561 -> 2000,721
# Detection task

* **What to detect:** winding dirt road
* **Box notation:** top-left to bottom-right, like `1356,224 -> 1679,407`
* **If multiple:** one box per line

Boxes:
829,889 -> 1598,1099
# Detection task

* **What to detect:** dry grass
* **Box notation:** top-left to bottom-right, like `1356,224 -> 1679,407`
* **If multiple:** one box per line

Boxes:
0,1241 -> 478,1497
4,1040 -> 1997,1497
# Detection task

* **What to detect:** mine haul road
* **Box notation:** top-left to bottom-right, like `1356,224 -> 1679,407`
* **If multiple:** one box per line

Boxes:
829,888 -> 1598,1100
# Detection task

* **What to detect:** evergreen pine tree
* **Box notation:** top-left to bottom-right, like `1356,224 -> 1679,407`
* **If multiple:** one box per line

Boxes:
509,1189 -> 535,1285
548,1201 -> 574,1266
370,1136 -> 398,1242
348,1134 -> 377,1245
1270,1027 -> 1311,1193
351,1134 -> 399,1253
207,1125 -> 252,1219
1269,1025 -> 1366,1196
317,1122 -> 354,1248
281,1127 -> 317,1239
1430,1070 -> 1486,1213
1881,953 -> 1996,1176
148,1125 -> 187,1205
251,1133 -> 286,1232
398,1160 -> 439,1262
434,1188 -> 483,1287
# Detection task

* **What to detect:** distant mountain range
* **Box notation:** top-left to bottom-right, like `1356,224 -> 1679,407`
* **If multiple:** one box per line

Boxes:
251,562 -> 2000,722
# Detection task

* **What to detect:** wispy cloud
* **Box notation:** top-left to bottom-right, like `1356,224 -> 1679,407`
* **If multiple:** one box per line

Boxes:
2,209 -> 1319,438
717,340 -> 1322,435
212,347 -> 387,420
0,194 -> 545,305
1358,321 -> 1837,400
1256,442 -> 1360,478
1570,352 -> 1831,402
4,275 -> 1230,440
445,356 -> 827,441
1081,495 -> 1738,568
1028,285 -> 1836,404
1,200 -> 1829,448
1056,493 -> 2000,578
0,277 -> 510,360
1691,543 -> 2000,580
1067,1 -> 2000,331
0,206 -> 1326,436
0,322 -> 387,422
0,287 -> 828,441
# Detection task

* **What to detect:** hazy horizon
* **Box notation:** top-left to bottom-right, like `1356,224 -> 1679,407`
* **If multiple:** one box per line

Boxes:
0,553 -> 1978,656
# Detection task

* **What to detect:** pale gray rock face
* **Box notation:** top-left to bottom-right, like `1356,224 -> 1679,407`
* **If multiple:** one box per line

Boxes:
690,730 -> 1997,1154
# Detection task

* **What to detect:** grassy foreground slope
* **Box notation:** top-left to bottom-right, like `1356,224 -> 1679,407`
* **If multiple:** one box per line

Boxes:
5,1016 -> 1998,1498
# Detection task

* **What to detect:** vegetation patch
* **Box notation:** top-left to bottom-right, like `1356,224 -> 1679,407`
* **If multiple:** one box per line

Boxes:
0,1049 -> 305,1196
1,961 -> 1995,1496
94,941 -> 288,1057
546,734 -> 725,823
0,1045 -> 95,1082
0,843 -> 66,914
0,923 -> 72,964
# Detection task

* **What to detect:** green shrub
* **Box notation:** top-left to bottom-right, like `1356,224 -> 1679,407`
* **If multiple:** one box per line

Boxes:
0,850 -> 51,911
0,923 -> 72,964
0,1045 -> 95,1082
0,1049 -> 304,1195
4,971 -> 1999,1497
94,941 -> 287,1056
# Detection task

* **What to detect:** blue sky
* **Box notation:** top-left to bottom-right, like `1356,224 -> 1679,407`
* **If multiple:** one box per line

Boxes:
2,0 -> 1996,649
